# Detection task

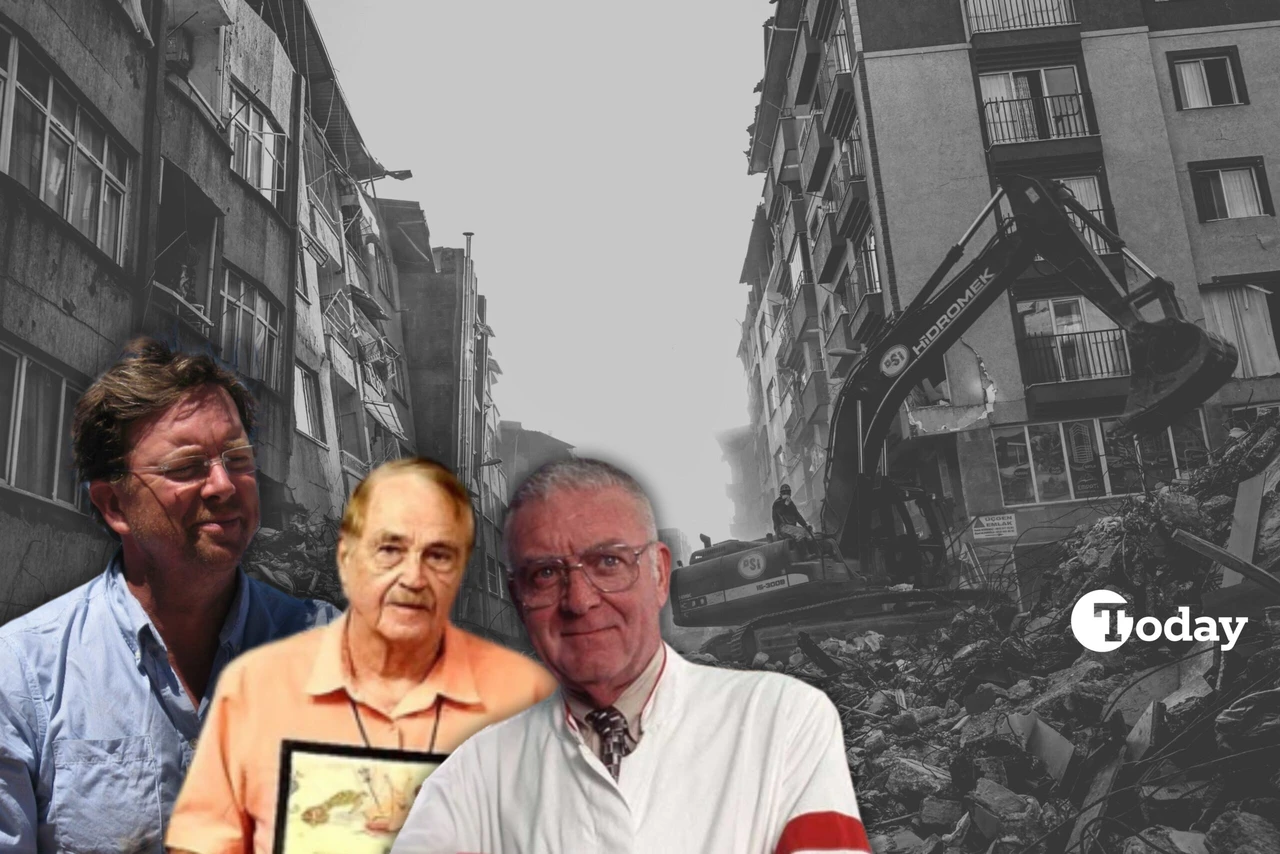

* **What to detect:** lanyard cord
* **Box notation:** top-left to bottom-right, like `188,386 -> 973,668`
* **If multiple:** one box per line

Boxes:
349,693 -> 446,753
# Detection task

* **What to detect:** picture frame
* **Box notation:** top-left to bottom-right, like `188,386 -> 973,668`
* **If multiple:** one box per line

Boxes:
272,739 -> 447,854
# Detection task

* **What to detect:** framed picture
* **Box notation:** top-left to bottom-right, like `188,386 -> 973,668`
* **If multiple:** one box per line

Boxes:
272,739 -> 447,854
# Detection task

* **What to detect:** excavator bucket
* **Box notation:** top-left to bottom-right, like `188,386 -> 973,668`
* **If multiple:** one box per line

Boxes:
1124,317 -> 1238,434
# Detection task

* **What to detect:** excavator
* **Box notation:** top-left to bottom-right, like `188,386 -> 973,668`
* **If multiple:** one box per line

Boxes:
672,174 -> 1238,662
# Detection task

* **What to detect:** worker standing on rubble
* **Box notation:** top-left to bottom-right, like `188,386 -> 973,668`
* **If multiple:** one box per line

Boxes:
389,459 -> 870,854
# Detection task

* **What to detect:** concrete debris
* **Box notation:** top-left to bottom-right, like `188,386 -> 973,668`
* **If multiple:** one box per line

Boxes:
244,525 -> 345,606
1204,810 -> 1280,854
1122,826 -> 1208,854
693,417 -> 1280,849
919,796 -> 964,831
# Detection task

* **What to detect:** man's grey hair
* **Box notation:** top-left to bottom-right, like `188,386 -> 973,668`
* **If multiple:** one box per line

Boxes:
504,458 -> 658,565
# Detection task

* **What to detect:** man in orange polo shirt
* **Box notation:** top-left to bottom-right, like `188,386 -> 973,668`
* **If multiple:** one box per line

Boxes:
166,458 -> 556,854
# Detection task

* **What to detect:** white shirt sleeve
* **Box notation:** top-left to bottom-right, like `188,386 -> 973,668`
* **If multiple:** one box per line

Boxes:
389,740 -> 490,854
772,688 -> 871,854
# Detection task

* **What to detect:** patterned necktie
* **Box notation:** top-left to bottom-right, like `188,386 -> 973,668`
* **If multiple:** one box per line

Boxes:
585,706 -> 632,781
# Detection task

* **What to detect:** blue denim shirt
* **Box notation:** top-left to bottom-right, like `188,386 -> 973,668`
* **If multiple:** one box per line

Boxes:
0,553 -> 338,853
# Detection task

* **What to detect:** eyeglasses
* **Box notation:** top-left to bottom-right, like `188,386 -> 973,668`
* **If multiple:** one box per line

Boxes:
511,541 -> 657,608
124,446 -> 257,483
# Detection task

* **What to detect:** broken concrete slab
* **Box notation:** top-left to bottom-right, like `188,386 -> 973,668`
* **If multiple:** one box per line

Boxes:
968,778 -> 1042,842
1067,744 -> 1124,854
998,711 -> 1075,782
1139,769 -> 1223,829
1122,826 -> 1208,854
918,796 -> 964,831
1126,701 -> 1164,762
866,827 -> 926,854
885,758 -> 952,805
1205,810 -> 1280,854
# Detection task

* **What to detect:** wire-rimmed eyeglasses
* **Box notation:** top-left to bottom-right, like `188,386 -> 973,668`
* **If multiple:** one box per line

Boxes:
510,540 -> 658,608
122,446 -> 257,484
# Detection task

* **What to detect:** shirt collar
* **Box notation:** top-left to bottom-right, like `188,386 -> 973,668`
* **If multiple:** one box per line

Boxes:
305,613 -> 483,714
559,643 -> 682,742
104,550 -> 251,656
564,643 -> 666,738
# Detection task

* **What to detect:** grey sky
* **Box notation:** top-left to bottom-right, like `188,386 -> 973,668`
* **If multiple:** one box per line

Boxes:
308,0 -> 769,542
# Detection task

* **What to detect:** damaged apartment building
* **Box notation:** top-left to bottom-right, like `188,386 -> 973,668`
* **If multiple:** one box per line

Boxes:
0,0 -> 526,649
722,0 -> 1280,603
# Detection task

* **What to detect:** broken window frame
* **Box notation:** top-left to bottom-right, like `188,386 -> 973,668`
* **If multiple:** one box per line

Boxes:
293,362 -> 326,444
992,411 -> 1208,506
0,344 -> 86,512
0,30 -> 130,263
228,82 -> 288,214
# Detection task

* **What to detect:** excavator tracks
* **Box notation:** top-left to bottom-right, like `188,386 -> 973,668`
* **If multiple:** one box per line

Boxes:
708,586 -> 1000,663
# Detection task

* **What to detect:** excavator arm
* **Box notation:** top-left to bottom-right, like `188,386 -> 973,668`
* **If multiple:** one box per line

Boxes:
821,174 -> 1237,561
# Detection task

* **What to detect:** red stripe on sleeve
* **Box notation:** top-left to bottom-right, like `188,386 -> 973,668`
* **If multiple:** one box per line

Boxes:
774,811 -> 870,854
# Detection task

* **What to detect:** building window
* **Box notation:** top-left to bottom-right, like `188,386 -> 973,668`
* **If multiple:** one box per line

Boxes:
486,555 -> 501,595
1190,159 -> 1273,221
979,65 -> 1090,144
1,32 -> 129,263
856,230 -> 881,297
1202,285 -> 1280,378
1227,403 -> 1280,432
293,363 -> 325,442
228,83 -> 287,213
1169,48 -> 1247,110
993,412 -> 1206,506
1016,296 -> 1129,382
766,377 -> 778,415
0,346 -> 85,510
220,270 -> 281,387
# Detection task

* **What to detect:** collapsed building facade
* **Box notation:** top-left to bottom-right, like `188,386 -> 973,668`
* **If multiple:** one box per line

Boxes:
723,0 -> 1280,606
0,0 -> 536,650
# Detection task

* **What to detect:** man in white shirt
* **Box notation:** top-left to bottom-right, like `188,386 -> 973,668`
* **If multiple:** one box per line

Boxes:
391,458 -> 870,854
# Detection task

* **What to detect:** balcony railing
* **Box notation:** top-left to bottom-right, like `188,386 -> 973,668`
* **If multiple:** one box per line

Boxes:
1001,204 -> 1117,256
966,0 -> 1077,34
1018,329 -> 1131,384
983,92 -> 1094,145
1067,206 -> 1113,255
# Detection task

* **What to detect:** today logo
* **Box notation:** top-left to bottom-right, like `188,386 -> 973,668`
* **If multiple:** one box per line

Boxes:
1070,589 -> 1247,653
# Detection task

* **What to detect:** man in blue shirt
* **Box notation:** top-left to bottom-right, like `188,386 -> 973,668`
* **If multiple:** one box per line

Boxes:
0,338 -> 337,853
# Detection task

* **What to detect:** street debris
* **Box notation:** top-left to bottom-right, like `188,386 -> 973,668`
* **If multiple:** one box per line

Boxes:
695,415 -> 1280,852
243,523 -> 347,607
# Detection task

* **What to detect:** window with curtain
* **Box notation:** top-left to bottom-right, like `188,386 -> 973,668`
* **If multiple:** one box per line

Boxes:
1175,57 -> 1238,108
0,347 -> 85,510
1190,158 -> 1273,222
1202,285 -> 1280,378
1,32 -> 130,263
1169,48 -> 1247,110
220,269 -> 281,387
980,66 -> 1084,144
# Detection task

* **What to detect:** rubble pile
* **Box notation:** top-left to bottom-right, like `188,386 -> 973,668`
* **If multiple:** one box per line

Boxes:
692,419 -> 1280,853
243,524 -> 346,607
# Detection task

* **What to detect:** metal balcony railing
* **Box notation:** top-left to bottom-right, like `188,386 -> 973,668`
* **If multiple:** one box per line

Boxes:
1067,206 -> 1113,255
966,0 -> 1077,34
1018,329 -> 1130,384
982,92 -> 1094,145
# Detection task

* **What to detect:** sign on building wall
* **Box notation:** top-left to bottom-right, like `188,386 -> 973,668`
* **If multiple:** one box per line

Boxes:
973,513 -> 1018,540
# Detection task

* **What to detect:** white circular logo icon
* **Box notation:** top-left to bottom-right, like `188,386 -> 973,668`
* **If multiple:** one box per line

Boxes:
880,345 -> 910,378
1071,589 -> 1133,652
737,552 -> 766,580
